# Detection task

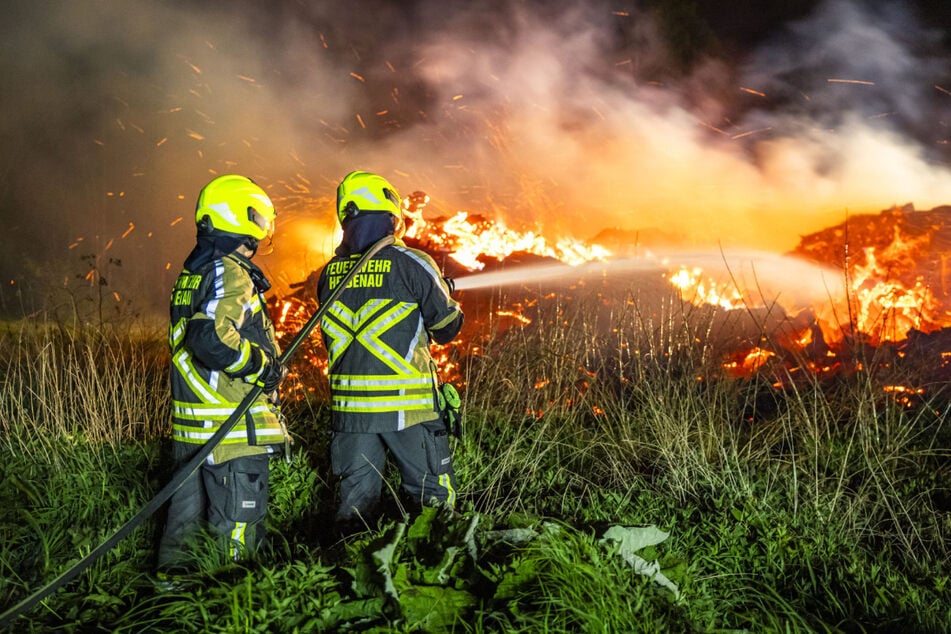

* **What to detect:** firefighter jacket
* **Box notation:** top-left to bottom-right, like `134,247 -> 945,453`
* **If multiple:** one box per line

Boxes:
317,240 -> 463,434
168,249 -> 286,464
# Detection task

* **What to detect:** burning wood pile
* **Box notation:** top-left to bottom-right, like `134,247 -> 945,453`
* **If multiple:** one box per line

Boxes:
790,203 -> 951,394
271,196 -> 951,403
793,203 -> 951,343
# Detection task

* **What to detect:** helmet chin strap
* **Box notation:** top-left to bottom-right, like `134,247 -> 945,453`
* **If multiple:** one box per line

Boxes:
242,237 -> 260,258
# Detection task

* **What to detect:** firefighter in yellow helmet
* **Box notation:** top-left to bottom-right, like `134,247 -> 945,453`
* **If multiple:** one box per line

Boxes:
316,171 -> 464,533
156,175 -> 288,582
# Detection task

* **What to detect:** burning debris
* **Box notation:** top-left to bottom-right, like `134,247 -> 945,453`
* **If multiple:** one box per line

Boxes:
792,203 -> 951,345
272,194 -> 951,408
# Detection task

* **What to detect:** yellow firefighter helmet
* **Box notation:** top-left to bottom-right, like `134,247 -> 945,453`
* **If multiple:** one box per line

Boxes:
195,174 -> 276,243
336,170 -> 405,236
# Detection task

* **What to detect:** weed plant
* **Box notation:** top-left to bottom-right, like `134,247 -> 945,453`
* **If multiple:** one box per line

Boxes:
0,292 -> 948,632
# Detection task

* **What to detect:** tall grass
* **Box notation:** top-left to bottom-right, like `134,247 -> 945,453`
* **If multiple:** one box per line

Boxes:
0,319 -> 169,453
457,285 -> 950,630
1,290 -> 949,632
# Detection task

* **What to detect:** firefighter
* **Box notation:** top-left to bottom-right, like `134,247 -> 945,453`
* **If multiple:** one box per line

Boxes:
316,170 -> 464,533
156,174 -> 288,582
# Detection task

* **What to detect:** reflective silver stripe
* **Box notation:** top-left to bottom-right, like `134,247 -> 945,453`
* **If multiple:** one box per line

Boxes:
393,245 -> 450,298
393,245 -> 462,329
321,318 -> 353,367
173,428 -> 285,443
173,402 -> 271,419
406,317 -> 425,364
331,394 -> 435,411
205,260 -> 225,317
172,427 -> 253,442
170,319 -> 186,348
330,375 -> 431,388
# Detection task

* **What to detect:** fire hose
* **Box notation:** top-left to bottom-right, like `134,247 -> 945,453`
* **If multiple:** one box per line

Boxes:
0,235 -> 396,627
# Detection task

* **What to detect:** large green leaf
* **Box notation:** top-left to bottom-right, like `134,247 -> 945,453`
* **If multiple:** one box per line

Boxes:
600,525 -> 680,599
399,584 -> 477,631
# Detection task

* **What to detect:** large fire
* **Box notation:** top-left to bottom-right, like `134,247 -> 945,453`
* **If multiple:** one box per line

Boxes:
401,191 -> 612,270
272,194 -> 951,404
795,205 -> 951,346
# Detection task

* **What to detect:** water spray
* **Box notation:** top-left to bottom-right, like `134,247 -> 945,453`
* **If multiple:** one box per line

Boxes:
452,250 -> 843,308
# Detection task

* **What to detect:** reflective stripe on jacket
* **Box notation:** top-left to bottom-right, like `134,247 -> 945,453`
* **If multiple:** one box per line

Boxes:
317,242 -> 463,433
168,253 -> 285,464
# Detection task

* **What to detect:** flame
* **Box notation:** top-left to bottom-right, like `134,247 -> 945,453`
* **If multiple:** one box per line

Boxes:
663,210 -> 951,350
883,384 -> 926,408
496,309 -> 532,325
403,192 -> 610,271
809,217 -> 948,346
273,194 -> 951,400
722,347 -> 776,377
840,243 -> 940,343
668,266 -> 745,310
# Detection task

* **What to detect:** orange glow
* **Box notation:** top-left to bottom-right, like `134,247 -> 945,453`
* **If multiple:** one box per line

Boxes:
270,188 -> 951,396
668,267 -> 745,310
406,209 -> 610,271
496,310 -> 532,325
722,347 -> 776,377
827,78 -> 875,85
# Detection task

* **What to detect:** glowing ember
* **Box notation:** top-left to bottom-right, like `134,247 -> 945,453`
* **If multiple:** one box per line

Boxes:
722,347 -> 776,376
668,266 -> 745,310
496,309 -> 532,325
883,384 -> 926,408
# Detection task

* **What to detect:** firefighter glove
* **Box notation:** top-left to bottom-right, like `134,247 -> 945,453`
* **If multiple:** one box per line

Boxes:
443,276 -> 456,297
437,382 -> 463,439
237,343 -> 286,393
255,352 -> 287,393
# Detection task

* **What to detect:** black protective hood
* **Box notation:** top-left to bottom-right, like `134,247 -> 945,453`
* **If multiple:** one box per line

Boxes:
183,233 -> 270,292
336,213 -> 396,257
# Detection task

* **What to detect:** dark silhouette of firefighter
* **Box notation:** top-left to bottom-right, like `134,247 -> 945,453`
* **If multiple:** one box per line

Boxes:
316,170 -> 464,533
156,175 -> 288,586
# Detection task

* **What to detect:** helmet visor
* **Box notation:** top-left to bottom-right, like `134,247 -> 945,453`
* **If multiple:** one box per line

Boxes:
248,206 -> 275,255
382,187 -> 401,209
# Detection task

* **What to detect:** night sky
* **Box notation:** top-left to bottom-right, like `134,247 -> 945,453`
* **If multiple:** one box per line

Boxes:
1,0 -> 950,318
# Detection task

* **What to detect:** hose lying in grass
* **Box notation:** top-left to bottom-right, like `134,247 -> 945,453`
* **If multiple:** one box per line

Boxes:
0,235 -> 396,627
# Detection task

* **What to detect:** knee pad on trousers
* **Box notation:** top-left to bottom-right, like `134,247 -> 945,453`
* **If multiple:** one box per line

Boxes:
202,456 -> 269,560
421,420 -> 457,508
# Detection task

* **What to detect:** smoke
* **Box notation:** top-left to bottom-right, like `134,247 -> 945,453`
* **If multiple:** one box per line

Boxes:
0,0 -> 949,317
384,0 -> 951,249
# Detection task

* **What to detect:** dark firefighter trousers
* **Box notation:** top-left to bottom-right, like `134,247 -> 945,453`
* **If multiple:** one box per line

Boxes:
157,443 -> 269,571
332,419 -> 457,524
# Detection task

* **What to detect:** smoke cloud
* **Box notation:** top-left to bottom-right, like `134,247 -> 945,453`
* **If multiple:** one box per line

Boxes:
1,0 -> 949,317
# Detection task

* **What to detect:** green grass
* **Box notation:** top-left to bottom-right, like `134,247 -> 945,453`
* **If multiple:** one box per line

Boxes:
0,296 -> 949,632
